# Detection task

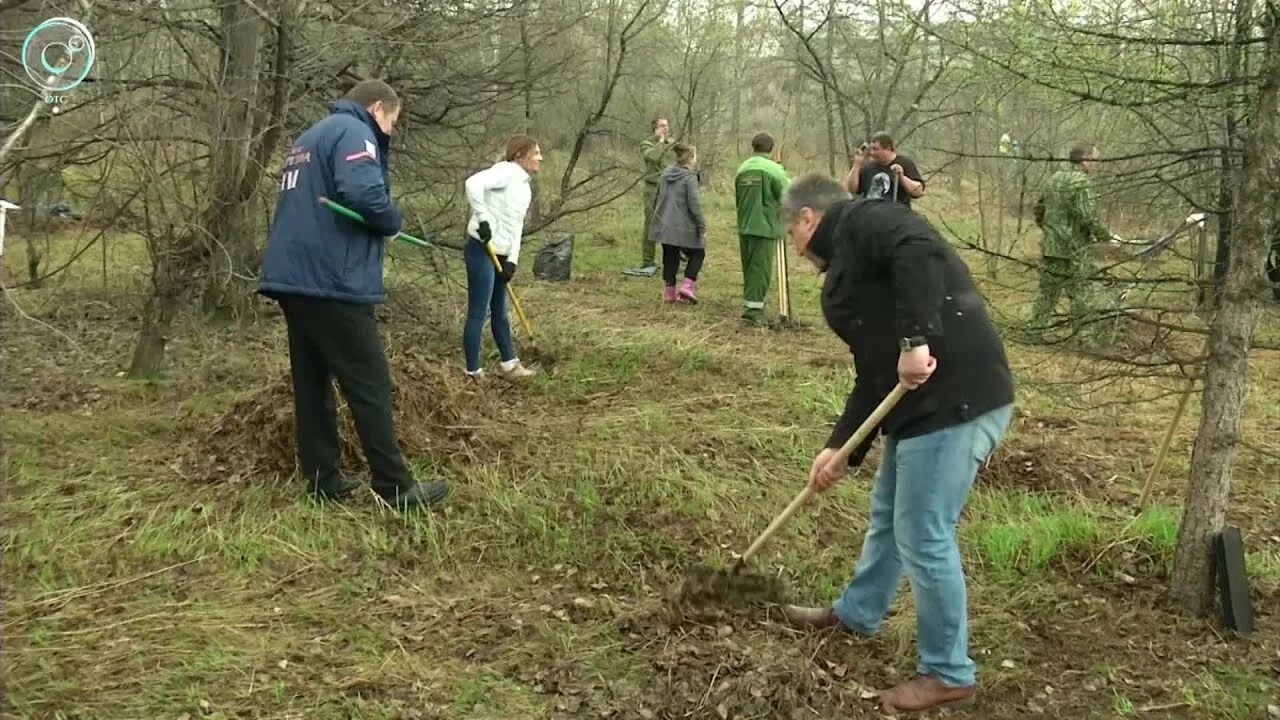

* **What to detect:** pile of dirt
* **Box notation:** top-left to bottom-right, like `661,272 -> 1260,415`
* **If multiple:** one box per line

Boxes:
605,604 -> 886,720
186,346 -> 516,484
638,636 -> 878,719
978,443 -> 1109,495
977,413 -> 1117,496
674,563 -> 787,620
477,591 -> 886,720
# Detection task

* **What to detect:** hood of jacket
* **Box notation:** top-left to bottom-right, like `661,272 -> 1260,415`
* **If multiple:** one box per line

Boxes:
328,98 -> 391,153
660,164 -> 697,185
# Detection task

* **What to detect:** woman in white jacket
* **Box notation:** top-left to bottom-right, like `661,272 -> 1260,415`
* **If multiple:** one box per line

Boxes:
463,135 -> 543,379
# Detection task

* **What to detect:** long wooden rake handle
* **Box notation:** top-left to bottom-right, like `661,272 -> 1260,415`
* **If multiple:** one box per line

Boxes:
738,382 -> 909,565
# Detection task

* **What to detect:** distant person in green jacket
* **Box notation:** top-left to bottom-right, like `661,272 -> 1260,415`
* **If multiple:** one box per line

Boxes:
623,116 -> 675,278
734,132 -> 790,326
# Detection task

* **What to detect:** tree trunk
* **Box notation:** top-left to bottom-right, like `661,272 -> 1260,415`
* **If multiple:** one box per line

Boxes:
129,228 -> 207,378
25,235 -> 41,287
994,151 -> 1005,278
731,0 -> 745,157
1212,0 -> 1255,306
822,82 -> 838,177
520,1 -> 534,132
129,276 -> 186,378
1170,4 -> 1279,616
200,0 -> 265,319
971,114 -> 991,272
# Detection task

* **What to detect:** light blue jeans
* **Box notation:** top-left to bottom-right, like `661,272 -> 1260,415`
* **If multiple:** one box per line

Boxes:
831,404 -> 1013,688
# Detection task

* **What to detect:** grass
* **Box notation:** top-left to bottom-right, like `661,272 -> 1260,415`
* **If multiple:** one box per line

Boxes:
3,181 -> 1279,719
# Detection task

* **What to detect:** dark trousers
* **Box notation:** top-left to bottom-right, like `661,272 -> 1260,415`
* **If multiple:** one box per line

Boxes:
662,244 -> 705,286
463,238 -> 515,372
277,294 -> 413,495
641,184 -> 658,266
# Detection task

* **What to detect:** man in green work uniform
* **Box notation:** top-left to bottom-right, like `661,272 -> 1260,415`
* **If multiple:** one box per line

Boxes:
734,132 -> 791,325
623,116 -> 675,277
1031,143 -> 1115,338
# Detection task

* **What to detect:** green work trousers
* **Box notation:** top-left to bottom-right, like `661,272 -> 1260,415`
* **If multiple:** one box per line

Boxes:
1030,255 -> 1097,335
739,234 -> 776,318
641,183 -> 658,266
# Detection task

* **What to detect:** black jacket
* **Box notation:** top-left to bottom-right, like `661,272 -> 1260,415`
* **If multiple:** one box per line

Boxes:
810,198 -> 1015,466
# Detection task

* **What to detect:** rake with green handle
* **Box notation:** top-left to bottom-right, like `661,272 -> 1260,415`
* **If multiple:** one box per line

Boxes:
318,196 -> 536,341
317,196 -> 433,249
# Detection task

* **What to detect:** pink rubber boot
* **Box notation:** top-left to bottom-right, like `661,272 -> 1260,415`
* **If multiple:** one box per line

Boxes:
663,284 -> 678,303
678,277 -> 698,304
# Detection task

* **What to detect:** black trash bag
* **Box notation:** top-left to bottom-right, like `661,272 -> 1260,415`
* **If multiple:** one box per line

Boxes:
533,232 -> 574,282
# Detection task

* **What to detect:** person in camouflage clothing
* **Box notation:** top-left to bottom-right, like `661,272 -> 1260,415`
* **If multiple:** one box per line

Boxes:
623,116 -> 676,277
1031,143 -> 1114,336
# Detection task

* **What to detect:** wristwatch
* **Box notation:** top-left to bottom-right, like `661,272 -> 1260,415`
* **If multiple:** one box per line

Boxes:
899,335 -> 928,352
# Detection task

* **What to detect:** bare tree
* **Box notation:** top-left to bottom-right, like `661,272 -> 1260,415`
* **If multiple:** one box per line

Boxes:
1171,0 -> 1279,614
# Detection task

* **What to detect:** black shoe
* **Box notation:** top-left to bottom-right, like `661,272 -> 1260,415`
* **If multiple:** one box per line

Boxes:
376,481 -> 451,511
307,473 -> 362,502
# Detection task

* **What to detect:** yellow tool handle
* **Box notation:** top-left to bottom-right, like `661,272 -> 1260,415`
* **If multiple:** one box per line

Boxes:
480,239 -> 534,338
738,382 -> 909,564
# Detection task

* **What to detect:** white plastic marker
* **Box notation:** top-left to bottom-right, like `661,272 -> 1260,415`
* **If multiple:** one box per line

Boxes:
0,199 -> 19,260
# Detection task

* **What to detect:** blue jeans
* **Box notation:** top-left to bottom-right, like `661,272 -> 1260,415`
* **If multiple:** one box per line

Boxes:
463,238 -> 515,372
832,404 -> 1013,688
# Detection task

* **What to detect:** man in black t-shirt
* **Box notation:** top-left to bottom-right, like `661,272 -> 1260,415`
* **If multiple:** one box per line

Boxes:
842,131 -> 925,208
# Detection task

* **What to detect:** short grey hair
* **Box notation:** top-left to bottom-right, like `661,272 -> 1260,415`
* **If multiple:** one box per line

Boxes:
781,172 -> 851,221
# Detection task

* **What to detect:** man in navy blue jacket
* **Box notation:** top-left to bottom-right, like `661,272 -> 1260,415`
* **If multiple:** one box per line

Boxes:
259,79 -> 449,511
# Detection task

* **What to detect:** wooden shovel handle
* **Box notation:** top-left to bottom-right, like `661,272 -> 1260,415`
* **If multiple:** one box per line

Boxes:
738,382 -> 909,564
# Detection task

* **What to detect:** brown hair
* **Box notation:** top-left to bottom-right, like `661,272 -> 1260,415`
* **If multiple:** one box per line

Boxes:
346,79 -> 400,110
1069,143 -> 1096,164
673,142 -> 696,166
504,134 -> 540,162
869,131 -> 894,150
652,116 -> 668,131
751,132 -> 775,153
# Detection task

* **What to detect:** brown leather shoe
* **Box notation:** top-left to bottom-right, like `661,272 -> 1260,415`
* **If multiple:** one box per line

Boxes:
781,605 -> 844,630
878,674 -> 976,715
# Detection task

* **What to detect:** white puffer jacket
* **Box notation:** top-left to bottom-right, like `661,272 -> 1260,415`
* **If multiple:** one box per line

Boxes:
464,160 -> 532,265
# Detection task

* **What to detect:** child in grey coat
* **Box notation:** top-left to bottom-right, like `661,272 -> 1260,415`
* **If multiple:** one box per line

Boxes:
649,142 -> 706,303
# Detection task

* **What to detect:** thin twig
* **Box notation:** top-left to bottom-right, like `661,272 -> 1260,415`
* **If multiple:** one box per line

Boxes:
2,284 -> 84,354
1138,701 -> 1190,712
28,557 -> 204,610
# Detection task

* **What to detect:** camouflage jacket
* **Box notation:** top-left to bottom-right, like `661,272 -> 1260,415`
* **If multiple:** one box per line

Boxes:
1034,167 -> 1110,259
641,137 -> 675,185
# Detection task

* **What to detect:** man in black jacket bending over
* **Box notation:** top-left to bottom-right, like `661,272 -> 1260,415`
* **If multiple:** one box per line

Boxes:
779,173 -> 1015,714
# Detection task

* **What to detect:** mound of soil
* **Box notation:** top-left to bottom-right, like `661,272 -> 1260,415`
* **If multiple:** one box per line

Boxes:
675,564 -> 787,618
979,442 -> 1109,495
187,346 -> 516,484
977,413 -> 1118,496
601,599 -> 887,720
